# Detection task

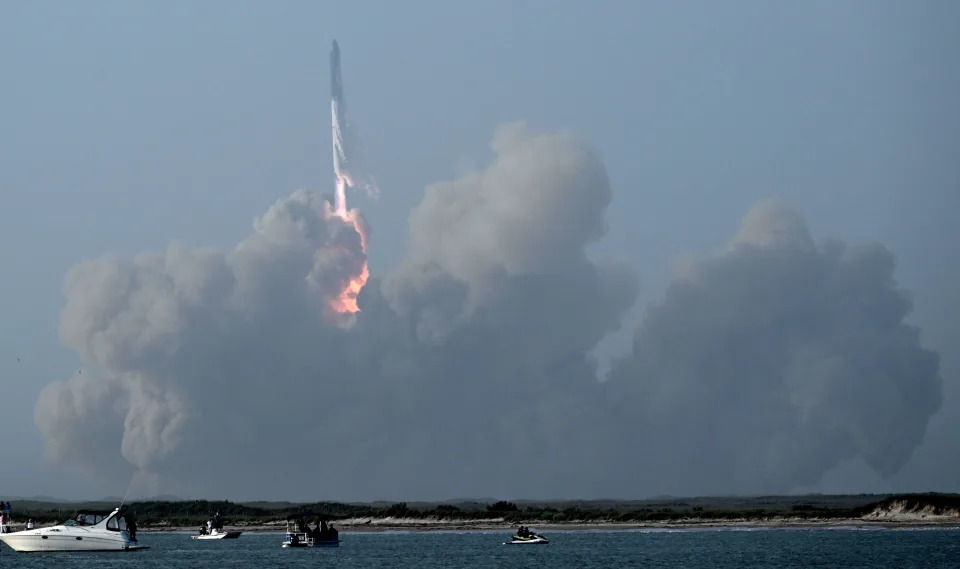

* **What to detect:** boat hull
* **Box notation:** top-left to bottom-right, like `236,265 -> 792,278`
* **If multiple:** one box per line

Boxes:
0,530 -> 144,552
192,530 -> 242,540
282,536 -> 340,548
506,536 -> 549,545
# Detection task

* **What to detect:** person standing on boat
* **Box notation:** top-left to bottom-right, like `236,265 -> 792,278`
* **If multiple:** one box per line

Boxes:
26,519 -> 34,529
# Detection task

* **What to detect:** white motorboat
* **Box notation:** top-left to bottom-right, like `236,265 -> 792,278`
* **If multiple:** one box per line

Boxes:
0,508 -> 147,552
191,512 -> 242,539
281,514 -> 339,548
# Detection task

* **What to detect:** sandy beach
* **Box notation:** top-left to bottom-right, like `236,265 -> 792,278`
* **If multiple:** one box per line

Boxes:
4,516 -> 956,535
133,515 -> 960,533
6,497 -> 958,534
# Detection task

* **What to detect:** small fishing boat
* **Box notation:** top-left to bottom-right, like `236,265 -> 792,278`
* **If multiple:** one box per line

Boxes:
192,511 -> 242,540
192,527 -> 242,540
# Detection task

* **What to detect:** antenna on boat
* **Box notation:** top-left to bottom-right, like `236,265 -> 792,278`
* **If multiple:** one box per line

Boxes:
118,476 -> 134,511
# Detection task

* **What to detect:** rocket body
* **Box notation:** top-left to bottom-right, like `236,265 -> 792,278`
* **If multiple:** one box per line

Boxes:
332,99 -> 348,182
330,40 -> 344,107
330,39 -> 350,185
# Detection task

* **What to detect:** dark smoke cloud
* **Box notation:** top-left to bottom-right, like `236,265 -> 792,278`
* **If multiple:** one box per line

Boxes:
34,124 -> 942,500
602,199 -> 942,496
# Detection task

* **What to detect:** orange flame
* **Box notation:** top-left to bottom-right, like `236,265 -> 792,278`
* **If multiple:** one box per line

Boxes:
327,176 -> 370,314
328,263 -> 369,314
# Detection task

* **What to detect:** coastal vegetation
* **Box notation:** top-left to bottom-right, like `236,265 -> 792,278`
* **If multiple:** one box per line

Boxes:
9,493 -> 959,528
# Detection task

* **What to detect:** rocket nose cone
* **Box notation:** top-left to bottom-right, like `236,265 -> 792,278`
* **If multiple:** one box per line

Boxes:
331,40 -> 340,54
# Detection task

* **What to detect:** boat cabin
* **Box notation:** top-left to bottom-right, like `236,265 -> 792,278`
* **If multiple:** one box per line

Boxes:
62,508 -> 138,539
283,513 -> 339,546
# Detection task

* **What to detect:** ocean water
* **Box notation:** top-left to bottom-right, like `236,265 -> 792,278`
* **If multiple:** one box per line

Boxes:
1,527 -> 958,568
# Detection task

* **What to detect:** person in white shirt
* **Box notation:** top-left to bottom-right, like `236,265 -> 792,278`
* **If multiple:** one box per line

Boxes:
26,519 -> 35,529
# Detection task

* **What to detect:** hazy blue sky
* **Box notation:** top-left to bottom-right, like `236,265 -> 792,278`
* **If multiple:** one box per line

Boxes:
1,1 -> 957,500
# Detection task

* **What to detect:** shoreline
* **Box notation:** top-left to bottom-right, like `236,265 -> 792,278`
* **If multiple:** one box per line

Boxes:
136,517 -> 960,533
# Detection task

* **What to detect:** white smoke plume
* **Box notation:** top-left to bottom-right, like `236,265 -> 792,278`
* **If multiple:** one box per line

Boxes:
34,125 -> 942,500
602,199 -> 943,496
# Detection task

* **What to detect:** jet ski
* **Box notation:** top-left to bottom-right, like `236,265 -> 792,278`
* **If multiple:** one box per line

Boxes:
506,533 -> 549,545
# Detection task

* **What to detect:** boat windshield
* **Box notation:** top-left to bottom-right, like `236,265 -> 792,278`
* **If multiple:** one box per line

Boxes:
68,512 -> 109,526
106,514 -> 128,532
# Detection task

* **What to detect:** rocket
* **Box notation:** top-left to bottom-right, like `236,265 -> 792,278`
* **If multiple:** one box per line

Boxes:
330,39 -> 344,103
330,39 -> 351,186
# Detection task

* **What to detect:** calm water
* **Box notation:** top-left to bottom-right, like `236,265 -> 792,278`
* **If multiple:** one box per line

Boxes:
1,527 -> 958,568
